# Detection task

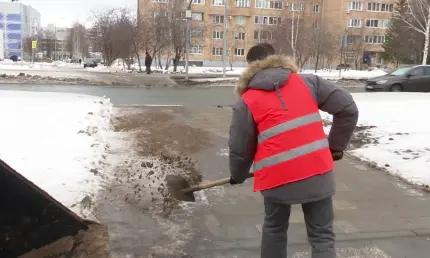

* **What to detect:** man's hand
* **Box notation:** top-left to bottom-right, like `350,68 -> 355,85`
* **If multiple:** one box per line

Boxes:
331,150 -> 343,161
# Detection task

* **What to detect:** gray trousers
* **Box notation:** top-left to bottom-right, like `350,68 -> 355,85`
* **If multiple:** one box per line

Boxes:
261,197 -> 335,258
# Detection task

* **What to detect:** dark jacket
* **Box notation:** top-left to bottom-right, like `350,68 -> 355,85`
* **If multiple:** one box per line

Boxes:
229,55 -> 359,204
145,54 -> 152,67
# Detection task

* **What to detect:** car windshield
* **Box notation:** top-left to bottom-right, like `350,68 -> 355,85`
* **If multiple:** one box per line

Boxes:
389,67 -> 412,76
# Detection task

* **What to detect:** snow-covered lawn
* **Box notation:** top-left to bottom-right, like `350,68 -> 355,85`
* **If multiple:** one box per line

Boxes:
322,93 -> 430,188
0,91 -> 113,219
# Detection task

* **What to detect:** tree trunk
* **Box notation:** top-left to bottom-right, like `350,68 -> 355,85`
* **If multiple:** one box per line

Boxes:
422,7 -> 430,65
314,54 -> 320,72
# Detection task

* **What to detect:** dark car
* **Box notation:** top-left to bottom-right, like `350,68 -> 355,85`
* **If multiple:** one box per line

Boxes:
365,65 -> 430,92
84,60 -> 97,68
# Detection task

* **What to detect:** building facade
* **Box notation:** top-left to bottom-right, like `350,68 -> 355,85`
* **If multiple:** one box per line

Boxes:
139,0 -> 396,68
0,2 -> 41,59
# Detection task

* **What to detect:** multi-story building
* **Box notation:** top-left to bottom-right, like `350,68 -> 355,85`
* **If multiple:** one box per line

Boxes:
138,0 -> 396,68
0,2 -> 41,59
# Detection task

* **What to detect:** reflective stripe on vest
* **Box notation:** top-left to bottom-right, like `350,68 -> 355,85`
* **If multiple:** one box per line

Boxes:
242,73 -> 334,192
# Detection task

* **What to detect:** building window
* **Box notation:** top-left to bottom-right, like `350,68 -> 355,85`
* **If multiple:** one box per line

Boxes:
254,15 -> 281,25
288,3 -> 304,11
212,0 -> 225,6
365,19 -> 379,28
190,28 -> 203,38
213,15 -> 224,24
236,32 -> 245,40
192,12 -> 203,21
213,31 -> 224,39
348,2 -> 363,11
236,16 -> 246,24
235,48 -> 245,56
192,0 -> 204,3
365,19 -> 389,28
313,4 -> 320,13
152,0 -> 168,2
153,11 -> 168,18
367,3 -> 393,12
256,0 -> 283,9
190,45 -> 204,54
364,35 -> 385,44
236,0 -> 250,7
213,47 -> 223,55
347,19 -> 361,28
254,30 -> 273,40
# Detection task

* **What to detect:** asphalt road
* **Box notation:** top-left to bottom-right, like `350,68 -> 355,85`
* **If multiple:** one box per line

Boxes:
0,84 -> 365,107
4,84 -> 428,258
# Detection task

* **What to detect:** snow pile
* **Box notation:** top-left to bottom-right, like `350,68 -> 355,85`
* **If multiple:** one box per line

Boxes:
0,91 -> 113,219
321,93 -> 430,187
302,69 -> 387,80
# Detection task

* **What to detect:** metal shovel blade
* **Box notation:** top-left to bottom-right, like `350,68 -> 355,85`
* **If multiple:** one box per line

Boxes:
166,174 -> 196,202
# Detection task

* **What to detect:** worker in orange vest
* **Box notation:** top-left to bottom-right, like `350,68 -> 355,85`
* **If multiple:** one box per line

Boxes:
228,43 -> 359,258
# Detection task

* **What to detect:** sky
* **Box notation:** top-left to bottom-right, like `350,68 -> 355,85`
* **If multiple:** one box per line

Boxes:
15,0 -> 137,27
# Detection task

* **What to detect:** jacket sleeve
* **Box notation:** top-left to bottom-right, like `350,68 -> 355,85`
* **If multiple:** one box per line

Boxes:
228,98 -> 258,183
312,75 -> 359,152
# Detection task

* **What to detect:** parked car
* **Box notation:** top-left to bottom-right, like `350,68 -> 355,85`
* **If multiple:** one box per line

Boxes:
365,65 -> 430,92
84,59 -> 98,68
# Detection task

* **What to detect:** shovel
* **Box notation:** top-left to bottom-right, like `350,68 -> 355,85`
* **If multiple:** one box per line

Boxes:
166,152 -> 343,202
166,173 -> 254,202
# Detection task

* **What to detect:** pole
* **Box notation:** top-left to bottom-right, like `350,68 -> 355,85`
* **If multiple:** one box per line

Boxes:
54,25 -> 57,61
222,0 -> 227,79
20,0 -> 23,64
185,17 -> 189,80
31,45 -> 33,63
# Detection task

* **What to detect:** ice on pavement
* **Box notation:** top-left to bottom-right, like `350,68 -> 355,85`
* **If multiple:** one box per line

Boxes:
0,91 -> 113,219
322,93 -> 430,188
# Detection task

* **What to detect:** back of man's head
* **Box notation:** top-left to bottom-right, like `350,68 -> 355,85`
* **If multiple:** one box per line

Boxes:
246,43 -> 276,63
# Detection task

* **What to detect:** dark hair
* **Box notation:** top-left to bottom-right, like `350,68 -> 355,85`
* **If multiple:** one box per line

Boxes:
246,43 -> 276,63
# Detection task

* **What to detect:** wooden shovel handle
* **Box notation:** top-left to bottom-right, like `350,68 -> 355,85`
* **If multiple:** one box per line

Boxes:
182,173 -> 254,193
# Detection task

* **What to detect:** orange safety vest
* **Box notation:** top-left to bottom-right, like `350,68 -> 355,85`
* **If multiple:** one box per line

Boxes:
242,73 -> 334,192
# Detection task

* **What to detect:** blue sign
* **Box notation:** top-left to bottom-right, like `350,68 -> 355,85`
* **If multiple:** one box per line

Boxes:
8,51 -> 22,58
7,42 -> 20,49
6,23 -> 20,31
6,14 -> 21,22
7,33 -> 21,40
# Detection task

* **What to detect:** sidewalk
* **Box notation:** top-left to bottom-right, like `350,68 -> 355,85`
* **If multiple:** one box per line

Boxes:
98,106 -> 430,257
184,106 -> 430,257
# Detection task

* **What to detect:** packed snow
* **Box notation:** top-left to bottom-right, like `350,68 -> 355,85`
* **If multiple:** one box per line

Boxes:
322,93 -> 430,187
0,91 -> 113,219
0,59 -> 387,81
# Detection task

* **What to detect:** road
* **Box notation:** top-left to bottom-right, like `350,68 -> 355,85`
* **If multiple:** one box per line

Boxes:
1,84 -> 428,257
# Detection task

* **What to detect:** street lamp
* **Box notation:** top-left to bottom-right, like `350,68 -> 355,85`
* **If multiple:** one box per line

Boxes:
222,0 -> 227,79
11,0 -> 23,64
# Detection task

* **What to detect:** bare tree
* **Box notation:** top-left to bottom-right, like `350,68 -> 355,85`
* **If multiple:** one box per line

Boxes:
66,22 -> 88,60
141,6 -> 171,67
395,0 -> 430,64
273,1 -> 314,70
89,9 -> 122,66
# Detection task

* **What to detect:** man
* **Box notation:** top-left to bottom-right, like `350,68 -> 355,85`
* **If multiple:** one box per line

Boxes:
145,52 -> 152,74
228,43 -> 358,258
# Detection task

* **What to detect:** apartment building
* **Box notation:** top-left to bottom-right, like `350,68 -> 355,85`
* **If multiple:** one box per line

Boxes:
138,0 -> 396,67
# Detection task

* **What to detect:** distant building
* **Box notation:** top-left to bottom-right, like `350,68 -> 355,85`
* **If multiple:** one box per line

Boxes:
0,2 -> 41,59
45,24 -> 72,60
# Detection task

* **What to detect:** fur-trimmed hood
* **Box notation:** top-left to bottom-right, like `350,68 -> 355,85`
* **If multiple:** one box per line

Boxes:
234,55 -> 298,96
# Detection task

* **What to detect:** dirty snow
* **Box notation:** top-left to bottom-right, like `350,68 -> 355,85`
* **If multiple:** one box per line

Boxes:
321,93 -> 430,188
0,91 -> 113,219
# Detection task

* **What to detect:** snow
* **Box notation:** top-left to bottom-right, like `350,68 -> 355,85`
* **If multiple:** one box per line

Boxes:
0,91 -> 113,219
0,59 -> 387,81
301,68 -> 387,80
321,93 -> 430,187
